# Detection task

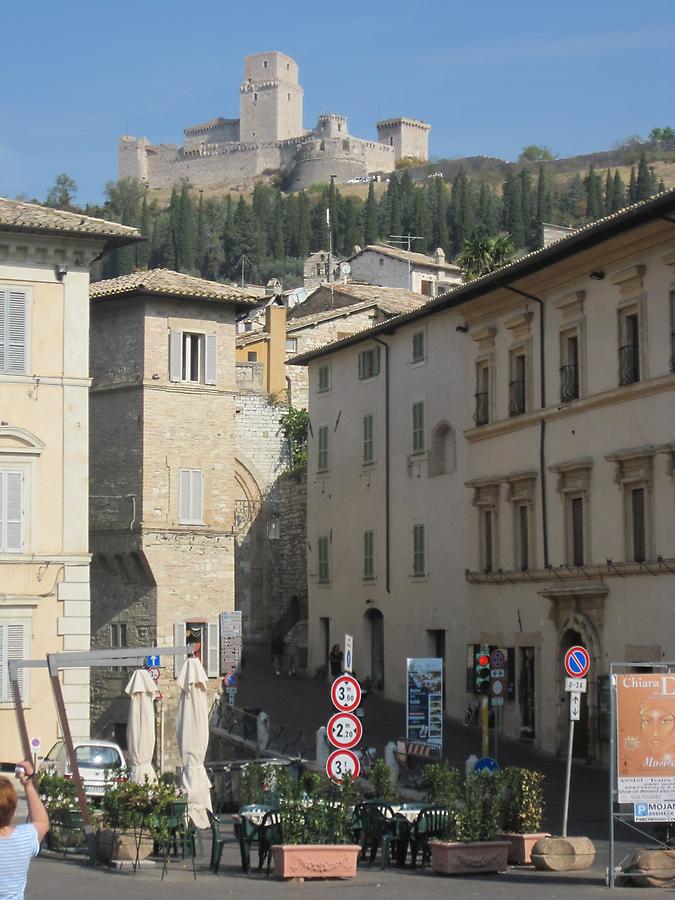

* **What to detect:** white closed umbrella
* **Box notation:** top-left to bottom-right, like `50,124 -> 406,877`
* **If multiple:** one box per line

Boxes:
124,669 -> 158,784
175,657 -> 212,829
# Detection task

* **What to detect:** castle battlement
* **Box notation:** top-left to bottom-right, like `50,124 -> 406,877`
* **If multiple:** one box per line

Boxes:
118,52 -> 430,192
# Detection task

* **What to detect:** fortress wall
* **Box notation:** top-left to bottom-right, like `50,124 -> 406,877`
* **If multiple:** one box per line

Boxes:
361,141 -> 396,172
119,136 -> 150,181
145,142 -> 288,189
289,152 -> 367,191
184,120 -> 240,151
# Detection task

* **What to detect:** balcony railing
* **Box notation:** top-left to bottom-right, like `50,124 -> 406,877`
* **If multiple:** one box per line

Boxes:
619,344 -> 640,385
559,363 -> 579,402
474,391 -> 489,426
509,379 -> 526,417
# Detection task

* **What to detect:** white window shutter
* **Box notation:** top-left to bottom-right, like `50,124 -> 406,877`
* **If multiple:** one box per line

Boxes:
7,292 -> 27,374
207,621 -> 220,677
0,291 -> 5,372
179,469 -> 191,523
204,334 -> 217,385
0,623 -> 26,703
173,622 -> 186,677
0,473 -> 3,551
169,331 -> 183,382
191,470 -> 203,523
5,472 -> 22,552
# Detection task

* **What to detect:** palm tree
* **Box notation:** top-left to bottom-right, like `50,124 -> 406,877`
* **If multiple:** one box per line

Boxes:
456,234 -> 515,281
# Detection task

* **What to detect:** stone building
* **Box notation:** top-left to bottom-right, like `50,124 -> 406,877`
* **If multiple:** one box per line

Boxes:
291,190 -> 675,763
346,244 -> 462,297
119,52 -> 430,192
88,269 -> 255,763
0,198 -> 139,764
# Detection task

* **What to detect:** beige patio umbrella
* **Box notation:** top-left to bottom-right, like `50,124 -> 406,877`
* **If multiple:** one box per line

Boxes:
175,657 -> 212,829
124,669 -> 158,784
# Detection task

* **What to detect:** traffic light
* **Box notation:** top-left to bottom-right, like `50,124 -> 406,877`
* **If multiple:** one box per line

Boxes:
475,645 -> 491,693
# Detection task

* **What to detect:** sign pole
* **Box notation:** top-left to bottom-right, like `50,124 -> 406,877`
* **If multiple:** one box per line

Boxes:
562,714 -> 575,837
481,695 -> 489,758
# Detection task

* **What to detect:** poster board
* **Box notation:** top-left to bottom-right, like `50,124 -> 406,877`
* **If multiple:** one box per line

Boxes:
219,610 -> 242,675
406,657 -> 443,749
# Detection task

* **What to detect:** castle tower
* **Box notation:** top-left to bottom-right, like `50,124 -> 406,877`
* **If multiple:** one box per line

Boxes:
239,51 -> 304,144
376,117 -> 431,162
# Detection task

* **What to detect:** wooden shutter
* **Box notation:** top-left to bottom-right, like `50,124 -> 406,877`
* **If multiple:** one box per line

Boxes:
169,331 -> 183,382
0,291 -> 4,372
190,470 -> 203,523
5,472 -> 22,552
179,469 -> 191,523
7,292 -> 26,374
372,345 -> 380,376
207,621 -> 220,677
173,622 -> 186,677
204,334 -> 217,385
0,623 -> 26,702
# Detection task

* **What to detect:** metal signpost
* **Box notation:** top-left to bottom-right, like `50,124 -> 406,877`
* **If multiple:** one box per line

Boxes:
489,648 -> 506,763
326,662 -> 362,781
326,749 -> 360,783
330,674 -> 362,713
562,645 -> 590,837
609,661 -> 675,888
326,712 -> 362,750
406,658 -> 443,751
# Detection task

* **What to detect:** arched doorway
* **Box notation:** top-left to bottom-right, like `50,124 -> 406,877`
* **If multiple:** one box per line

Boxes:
364,608 -> 384,691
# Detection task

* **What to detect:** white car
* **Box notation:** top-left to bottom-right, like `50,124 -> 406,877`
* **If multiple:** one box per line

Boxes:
40,739 -> 127,799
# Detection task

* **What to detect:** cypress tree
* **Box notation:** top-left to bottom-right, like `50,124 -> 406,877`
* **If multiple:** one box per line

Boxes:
177,183 -> 195,272
611,171 -> 626,213
363,182 -> 379,245
628,166 -> 638,204
584,165 -> 603,220
399,169 -> 416,234
341,197 -> 362,255
195,190 -> 206,274
534,164 -> 552,249
411,187 -> 433,251
477,181 -> 498,238
387,174 -> 403,237
137,189 -> 151,269
430,177 -> 449,254
603,169 -> 613,215
636,151 -> 652,201
271,194 -> 285,260
519,168 -> 534,248
167,187 -> 180,271
296,192 -> 311,259
502,169 -> 524,249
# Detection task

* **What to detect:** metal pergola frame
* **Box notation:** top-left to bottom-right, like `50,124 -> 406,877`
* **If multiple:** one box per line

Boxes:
608,660 -> 675,888
9,645 -> 193,864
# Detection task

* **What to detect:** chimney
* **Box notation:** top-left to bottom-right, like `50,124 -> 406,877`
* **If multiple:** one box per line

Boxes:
264,298 -> 287,397
434,247 -> 446,265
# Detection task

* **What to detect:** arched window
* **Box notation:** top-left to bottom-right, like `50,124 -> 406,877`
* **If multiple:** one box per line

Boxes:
428,421 -> 456,477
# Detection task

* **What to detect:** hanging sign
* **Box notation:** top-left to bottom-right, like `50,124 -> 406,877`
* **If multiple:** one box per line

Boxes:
330,674 -> 362,713
616,673 -> 675,803
406,658 -> 443,749
326,749 -> 360,783
327,712 -> 362,750
219,611 -> 242,675
344,634 -> 353,674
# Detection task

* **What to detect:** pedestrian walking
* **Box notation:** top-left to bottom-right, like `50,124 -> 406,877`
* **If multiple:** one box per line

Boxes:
0,760 -> 49,900
329,643 -> 343,677
284,632 -> 299,676
270,632 -> 284,676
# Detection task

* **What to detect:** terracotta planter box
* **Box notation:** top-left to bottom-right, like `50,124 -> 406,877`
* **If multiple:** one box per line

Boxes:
626,848 -> 675,888
271,844 -> 360,879
430,840 -> 510,875
96,828 -> 154,864
497,832 -> 550,865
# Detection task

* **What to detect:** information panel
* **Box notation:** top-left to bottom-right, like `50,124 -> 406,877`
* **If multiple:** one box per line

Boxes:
616,673 -> 675,803
406,658 -> 443,749
219,611 -> 242,675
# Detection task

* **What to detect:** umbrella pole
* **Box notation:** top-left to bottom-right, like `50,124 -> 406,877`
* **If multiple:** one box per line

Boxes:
160,696 -> 165,774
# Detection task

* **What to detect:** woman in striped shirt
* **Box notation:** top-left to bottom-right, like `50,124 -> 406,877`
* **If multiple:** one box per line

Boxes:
0,760 -> 49,900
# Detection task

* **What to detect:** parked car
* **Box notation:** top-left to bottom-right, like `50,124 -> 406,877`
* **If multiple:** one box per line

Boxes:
39,739 -> 127,799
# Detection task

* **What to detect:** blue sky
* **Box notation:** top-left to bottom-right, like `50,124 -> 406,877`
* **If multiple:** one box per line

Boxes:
3,0 -> 673,204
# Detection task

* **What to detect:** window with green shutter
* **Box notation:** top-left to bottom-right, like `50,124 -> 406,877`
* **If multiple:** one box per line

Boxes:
363,529 -> 375,579
413,523 -> 426,577
318,363 -> 330,392
317,425 -> 329,471
412,330 -> 425,363
318,536 -> 330,583
362,415 -> 374,464
412,401 -> 425,454
358,346 -> 380,380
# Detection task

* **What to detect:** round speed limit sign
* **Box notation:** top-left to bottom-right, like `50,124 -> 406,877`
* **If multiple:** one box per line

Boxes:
330,674 -> 362,713
326,749 -> 360,784
327,712 -> 362,750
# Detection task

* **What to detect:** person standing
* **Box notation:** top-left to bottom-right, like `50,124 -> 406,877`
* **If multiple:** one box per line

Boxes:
329,644 -> 343,677
270,633 -> 284,676
0,759 -> 49,900
285,632 -> 299,677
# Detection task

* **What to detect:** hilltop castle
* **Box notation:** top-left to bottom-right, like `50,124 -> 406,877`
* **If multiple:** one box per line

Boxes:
119,51 -> 431,192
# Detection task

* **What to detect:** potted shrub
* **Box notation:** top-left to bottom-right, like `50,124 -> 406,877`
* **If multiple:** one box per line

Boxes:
270,768 -> 361,880
37,771 -> 89,852
422,762 -> 461,808
97,777 -> 179,864
429,771 -> 510,876
369,758 -> 397,803
497,767 -> 549,864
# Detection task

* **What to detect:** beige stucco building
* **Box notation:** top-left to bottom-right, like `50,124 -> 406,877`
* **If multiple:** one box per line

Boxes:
293,190 -> 675,763
346,244 -> 463,297
88,270 -> 255,765
0,198 -> 139,765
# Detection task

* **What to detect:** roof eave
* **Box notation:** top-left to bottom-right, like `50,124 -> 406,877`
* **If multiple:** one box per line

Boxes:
91,286 -> 257,311
0,223 -> 143,249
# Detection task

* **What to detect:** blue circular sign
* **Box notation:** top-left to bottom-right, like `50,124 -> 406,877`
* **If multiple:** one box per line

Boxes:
474,756 -> 500,773
564,645 -> 590,678
224,672 -> 237,687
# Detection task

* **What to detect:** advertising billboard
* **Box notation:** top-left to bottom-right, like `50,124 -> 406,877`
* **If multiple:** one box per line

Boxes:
406,658 -> 443,749
616,672 -> 675,803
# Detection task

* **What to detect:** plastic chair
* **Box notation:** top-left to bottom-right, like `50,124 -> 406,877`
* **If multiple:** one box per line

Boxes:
409,806 -> 450,869
234,809 -> 263,873
207,809 -> 229,874
258,809 -> 283,876
354,803 -> 400,869
161,800 -> 197,880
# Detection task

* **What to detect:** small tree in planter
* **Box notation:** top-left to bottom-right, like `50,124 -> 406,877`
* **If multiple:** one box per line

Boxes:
429,771 -> 510,876
37,771 -> 90,851
497,767 -> 548,864
369,758 -> 397,803
422,762 -> 461,808
98,777 -> 180,864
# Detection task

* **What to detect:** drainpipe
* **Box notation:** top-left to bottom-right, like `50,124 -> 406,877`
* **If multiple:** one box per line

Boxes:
495,282 -> 550,570
372,337 -> 391,593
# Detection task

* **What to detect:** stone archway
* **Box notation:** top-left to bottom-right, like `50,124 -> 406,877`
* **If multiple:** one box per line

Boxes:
541,583 -> 607,762
233,457 -> 265,638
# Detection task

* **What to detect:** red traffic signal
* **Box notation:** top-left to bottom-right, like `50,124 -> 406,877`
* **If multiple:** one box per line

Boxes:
477,653 -> 490,667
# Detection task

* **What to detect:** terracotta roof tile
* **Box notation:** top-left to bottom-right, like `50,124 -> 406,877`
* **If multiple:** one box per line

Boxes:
347,243 -> 462,272
0,197 -> 140,245
90,269 -> 258,306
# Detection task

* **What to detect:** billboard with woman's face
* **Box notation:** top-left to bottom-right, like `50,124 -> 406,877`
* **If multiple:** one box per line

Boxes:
616,673 -> 675,803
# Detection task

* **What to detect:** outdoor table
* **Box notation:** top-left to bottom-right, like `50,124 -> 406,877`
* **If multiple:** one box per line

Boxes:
391,803 -> 426,823
238,804 -> 273,825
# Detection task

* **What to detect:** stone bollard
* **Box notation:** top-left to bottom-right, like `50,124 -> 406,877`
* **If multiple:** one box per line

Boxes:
316,726 -> 330,768
465,754 -> 478,777
531,835 -> 596,871
384,741 -> 400,784
256,711 -> 270,752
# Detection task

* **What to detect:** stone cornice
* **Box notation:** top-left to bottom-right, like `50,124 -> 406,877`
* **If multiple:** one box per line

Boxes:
470,325 -> 497,352
553,289 -> 585,321
610,263 -> 646,298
